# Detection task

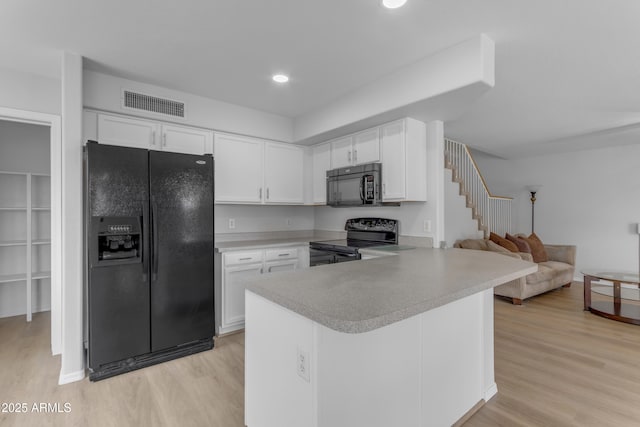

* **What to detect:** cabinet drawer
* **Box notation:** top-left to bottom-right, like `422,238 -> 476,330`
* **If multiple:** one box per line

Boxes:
265,248 -> 298,261
224,251 -> 264,266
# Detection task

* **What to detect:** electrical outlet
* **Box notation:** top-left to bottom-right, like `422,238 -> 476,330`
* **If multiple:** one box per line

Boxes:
228,218 -> 236,229
423,220 -> 431,233
297,348 -> 310,382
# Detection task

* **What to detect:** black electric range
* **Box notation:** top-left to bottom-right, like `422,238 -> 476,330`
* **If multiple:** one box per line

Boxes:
309,218 -> 398,267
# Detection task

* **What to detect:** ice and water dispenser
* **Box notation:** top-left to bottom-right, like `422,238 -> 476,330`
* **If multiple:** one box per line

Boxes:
92,217 -> 142,266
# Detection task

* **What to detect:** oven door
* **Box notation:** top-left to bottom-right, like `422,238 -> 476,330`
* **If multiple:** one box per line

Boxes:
309,249 -> 336,267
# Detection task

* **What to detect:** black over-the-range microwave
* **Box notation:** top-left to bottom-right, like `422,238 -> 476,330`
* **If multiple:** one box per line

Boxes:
326,162 -> 382,207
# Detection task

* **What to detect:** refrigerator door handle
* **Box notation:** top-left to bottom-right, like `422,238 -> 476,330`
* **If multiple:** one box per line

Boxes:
141,201 -> 149,282
151,198 -> 159,281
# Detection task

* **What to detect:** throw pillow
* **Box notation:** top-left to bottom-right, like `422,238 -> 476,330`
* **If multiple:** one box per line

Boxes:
489,232 -> 519,253
506,233 -> 532,254
524,233 -> 548,263
486,240 -> 510,253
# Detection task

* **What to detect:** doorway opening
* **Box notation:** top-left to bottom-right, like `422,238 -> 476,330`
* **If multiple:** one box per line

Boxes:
0,108 -> 62,356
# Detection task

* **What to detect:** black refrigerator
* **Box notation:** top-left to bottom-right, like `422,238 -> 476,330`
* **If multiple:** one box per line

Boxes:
84,141 -> 214,381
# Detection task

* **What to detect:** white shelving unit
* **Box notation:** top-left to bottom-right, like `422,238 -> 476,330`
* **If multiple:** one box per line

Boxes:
0,171 -> 51,321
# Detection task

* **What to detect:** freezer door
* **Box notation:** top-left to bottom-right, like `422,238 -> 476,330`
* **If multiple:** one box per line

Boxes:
149,151 -> 214,351
86,142 -> 151,368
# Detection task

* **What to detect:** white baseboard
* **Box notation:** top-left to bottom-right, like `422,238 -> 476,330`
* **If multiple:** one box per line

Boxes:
484,382 -> 498,401
58,369 -> 85,385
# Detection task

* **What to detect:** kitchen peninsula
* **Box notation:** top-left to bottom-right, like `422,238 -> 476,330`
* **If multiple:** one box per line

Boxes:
244,248 -> 536,427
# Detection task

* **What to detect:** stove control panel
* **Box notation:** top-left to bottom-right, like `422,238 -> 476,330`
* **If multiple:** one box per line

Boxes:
345,218 -> 398,232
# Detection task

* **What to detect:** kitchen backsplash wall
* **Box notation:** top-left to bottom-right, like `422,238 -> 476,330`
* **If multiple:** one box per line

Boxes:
215,205 -> 315,234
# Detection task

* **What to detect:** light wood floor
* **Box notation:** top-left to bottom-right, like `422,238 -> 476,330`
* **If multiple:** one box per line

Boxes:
2,283 -> 640,426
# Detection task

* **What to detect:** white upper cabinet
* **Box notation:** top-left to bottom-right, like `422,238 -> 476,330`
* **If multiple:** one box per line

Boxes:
214,134 -> 304,205
380,118 -> 427,202
160,124 -> 213,155
312,142 -> 331,204
352,128 -> 380,165
97,114 -> 159,150
330,130 -> 380,168
214,134 -> 264,203
96,113 -> 213,155
264,142 -> 304,204
330,136 -> 353,169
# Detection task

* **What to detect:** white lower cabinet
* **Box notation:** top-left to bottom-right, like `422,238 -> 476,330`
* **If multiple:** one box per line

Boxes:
216,245 -> 309,335
223,263 -> 263,327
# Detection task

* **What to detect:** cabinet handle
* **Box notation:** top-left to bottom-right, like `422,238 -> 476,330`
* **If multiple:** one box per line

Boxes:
348,151 -> 352,162
259,188 -> 262,199
266,188 -> 270,200
151,131 -> 156,145
278,253 -> 290,257
239,257 -> 252,261
354,149 -> 357,163
162,133 -> 167,147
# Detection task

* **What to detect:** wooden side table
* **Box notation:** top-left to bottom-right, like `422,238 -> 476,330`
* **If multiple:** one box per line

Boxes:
583,270 -> 640,325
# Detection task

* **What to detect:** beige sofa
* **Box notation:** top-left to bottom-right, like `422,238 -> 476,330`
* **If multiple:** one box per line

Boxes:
454,238 -> 577,305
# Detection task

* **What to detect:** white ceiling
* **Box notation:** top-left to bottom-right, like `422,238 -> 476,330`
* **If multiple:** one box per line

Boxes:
2,0 -> 640,158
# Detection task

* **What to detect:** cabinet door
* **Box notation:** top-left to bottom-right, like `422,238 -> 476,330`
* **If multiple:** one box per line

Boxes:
264,143 -> 304,204
330,136 -> 353,168
353,129 -> 380,165
97,114 -> 159,149
312,143 -> 331,204
214,134 -> 264,203
161,124 -> 213,155
264,260 -> 297,274
380,121 -> 406,201
223,263 -> 263,327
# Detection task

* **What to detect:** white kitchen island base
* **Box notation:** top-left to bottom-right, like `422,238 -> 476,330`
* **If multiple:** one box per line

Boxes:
245,288 -> 497,427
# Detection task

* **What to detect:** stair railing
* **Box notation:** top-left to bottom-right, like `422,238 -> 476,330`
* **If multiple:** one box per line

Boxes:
444,138 -> 513,237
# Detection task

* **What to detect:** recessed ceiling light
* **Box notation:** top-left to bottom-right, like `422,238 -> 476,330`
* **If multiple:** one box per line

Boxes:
382,0 -> 407,9
272,74 -> 289,83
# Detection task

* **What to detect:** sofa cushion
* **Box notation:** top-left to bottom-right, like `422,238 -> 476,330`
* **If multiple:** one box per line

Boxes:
457,239 -> 489,251
506,233 -> 532,254
524,233 -> 548,263
539,261 -> 574,285
490,232 -> 518,253
526,264 -> 555,284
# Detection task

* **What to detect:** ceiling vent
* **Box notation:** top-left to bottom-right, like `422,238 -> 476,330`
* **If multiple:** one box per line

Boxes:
122,90 -> 185,118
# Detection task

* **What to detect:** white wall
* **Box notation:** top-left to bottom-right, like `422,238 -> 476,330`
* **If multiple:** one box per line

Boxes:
215,205 -> 315,234
294,35 -> 494,144
0,121 -> 50,173
83,70 -> 293,143
0,120 -> 51,318
474,144 -> 640,276
59,52 -> 85,384
0,68 -> 61,115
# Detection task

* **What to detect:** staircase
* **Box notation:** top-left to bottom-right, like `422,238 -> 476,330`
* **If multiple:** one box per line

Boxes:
444,138 -> 512,238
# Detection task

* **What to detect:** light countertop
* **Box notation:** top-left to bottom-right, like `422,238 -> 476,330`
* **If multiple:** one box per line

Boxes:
244,248 -> 537,333
215,236 -> 318,252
